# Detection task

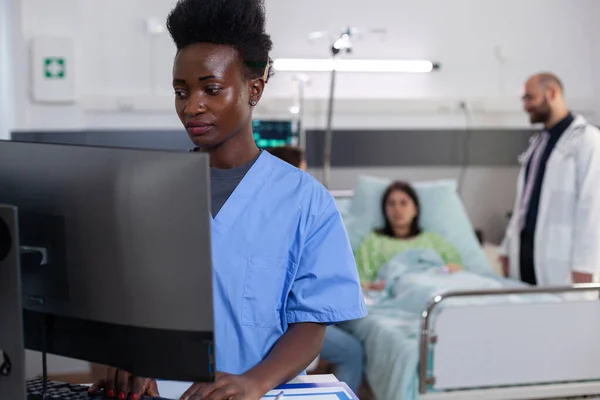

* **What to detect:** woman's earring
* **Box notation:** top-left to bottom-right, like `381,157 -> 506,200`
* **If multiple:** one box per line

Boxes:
250,99 -> 257,106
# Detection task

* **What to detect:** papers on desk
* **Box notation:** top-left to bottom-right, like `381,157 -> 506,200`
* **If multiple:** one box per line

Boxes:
264,382 -> 358,399
156,380 -> 358,400
156,380 -> 191,398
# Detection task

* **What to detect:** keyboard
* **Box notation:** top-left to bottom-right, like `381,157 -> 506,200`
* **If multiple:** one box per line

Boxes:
26,379 -> 173,400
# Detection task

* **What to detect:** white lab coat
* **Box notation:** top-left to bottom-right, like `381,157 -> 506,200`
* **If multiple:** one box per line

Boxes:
500,115 -> 600,287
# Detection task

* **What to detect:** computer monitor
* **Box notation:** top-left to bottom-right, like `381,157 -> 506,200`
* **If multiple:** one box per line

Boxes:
252,120 -> 295,148
0,205 -> 26,400
0,140 -> 215,382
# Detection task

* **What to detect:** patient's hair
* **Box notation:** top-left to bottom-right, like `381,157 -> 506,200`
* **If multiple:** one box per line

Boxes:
377,181 -> 422,238
266,146 -> 304,168
166,0 -> 274,82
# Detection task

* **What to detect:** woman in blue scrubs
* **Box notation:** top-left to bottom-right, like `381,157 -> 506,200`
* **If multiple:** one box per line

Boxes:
89,0 -> 367,399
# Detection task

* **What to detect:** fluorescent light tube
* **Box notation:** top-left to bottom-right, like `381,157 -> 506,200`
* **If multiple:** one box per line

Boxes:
273,59 -> 439,73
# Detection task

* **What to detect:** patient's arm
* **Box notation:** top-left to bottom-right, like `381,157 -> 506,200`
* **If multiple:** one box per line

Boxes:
361,281 -> 385,291
354,233 -> 385,283
430,233 -> 463,267
445,263 -> 463,273
572,272 -> 593,284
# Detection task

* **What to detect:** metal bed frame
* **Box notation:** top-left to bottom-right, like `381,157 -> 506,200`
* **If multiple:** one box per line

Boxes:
330,190 -> 355,199
418,284 -> 600,399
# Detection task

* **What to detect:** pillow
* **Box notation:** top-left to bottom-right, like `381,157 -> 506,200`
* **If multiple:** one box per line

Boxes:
343,175 -> 492,275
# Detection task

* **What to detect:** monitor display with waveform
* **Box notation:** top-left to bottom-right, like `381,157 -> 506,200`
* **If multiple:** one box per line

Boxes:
252,120 -> 294,148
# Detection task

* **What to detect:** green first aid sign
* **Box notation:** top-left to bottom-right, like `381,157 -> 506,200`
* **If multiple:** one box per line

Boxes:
44,57 -> 65,79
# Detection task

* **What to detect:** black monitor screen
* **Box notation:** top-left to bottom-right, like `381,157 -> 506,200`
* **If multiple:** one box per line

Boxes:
252,120 -> 294,148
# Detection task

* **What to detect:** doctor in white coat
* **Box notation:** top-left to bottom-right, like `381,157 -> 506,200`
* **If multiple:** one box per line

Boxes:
499,72 -> 600,287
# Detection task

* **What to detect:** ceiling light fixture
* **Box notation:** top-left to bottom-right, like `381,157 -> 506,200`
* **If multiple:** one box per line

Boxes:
301,26 -> 442,189
273,58 -> 441,73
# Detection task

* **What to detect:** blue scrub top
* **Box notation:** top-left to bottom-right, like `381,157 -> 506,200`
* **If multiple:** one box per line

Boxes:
210,151 -> 367,374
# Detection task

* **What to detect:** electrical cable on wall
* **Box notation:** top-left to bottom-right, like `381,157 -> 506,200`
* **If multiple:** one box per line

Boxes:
457,47 -> 505,198
150,36 -> 157,95
457,100 -> 471,198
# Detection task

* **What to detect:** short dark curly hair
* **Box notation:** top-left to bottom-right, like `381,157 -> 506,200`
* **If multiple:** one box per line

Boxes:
166,0 -> 274,82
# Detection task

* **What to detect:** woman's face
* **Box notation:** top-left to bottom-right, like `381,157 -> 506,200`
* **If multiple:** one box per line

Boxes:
385,190 -> 417,231
172,43 -> 264,149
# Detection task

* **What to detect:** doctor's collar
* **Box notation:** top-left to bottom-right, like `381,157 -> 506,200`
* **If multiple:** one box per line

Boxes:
546,112 -> 574,138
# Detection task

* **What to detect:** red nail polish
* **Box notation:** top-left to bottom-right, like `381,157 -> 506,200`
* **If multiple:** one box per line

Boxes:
118,392 -> 127,400
107,389 -> 115,398
132,394 -> 140,400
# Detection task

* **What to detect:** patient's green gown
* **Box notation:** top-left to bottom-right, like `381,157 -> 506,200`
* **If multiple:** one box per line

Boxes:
354,231 -> 462,282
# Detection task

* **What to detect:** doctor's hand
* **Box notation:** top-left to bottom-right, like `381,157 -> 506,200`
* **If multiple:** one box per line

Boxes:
88,367 -> 159,399
180,372 -> 265,400
498,256 -> 509,277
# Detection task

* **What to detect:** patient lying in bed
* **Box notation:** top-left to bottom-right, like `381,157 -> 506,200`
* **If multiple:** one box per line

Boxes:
355,180 -> 463,292
352,180 -> 532,311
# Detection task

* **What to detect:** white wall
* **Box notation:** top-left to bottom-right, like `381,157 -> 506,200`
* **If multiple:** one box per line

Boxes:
0,0 -> 22,139
12,0 -> 600,131
593,0 -> 600,119
0,1 -> 9,139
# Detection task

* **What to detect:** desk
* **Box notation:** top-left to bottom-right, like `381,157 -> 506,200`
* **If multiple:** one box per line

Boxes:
157,374 -> 357,399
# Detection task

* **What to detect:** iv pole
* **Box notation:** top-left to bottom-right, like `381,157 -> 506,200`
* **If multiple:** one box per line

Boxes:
322,30 -> 353,189
292,74 -> 309,151
322,51 -> 339,189
313,27 -> 385,189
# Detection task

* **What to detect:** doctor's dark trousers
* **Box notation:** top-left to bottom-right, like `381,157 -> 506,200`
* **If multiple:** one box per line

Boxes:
520,231 -> 536,285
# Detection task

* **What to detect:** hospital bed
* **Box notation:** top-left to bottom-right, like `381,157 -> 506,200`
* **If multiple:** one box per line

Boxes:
330,181 -> 600,400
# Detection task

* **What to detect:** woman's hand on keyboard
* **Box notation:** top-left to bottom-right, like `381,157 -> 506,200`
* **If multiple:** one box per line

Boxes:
88,367 -> 160,399
180,372 -> 264,400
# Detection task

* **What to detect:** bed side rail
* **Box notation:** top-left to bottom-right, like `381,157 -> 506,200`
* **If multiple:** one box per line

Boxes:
418,283 -> 600,394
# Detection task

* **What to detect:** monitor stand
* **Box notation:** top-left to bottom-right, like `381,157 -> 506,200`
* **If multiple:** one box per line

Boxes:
0,204 -> 26,400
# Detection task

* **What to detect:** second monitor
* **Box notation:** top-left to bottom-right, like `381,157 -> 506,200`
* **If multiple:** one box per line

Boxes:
252,120 -> 295,149
0,141 -> 215,382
